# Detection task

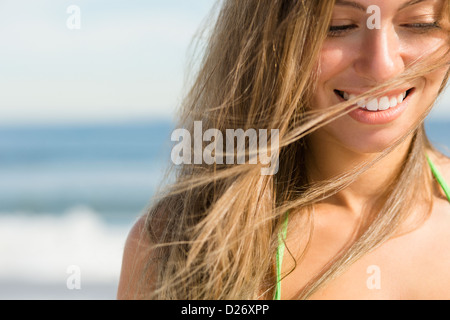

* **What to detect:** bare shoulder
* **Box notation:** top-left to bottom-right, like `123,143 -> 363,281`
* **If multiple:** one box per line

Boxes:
432,150 -> 450,178
117,214 -> 154,300
411,151 -> 450,298
412,207 -> 450,298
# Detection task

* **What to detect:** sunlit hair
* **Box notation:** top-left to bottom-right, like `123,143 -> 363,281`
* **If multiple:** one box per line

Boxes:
128,0 -> 450,299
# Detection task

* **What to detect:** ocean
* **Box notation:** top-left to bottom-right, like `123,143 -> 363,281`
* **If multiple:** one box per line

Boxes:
0,120 -> 174,300
0,119 -> 448,300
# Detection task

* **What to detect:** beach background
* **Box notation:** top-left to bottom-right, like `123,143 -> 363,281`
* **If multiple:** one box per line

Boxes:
0,1 -> 449,300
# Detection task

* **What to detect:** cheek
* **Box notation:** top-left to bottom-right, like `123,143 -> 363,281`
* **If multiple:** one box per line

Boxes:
312,43 -> 356,109
414,66 -> 450,118
401,32 -> 448,60
319,45 -> 348,79
426,66 -> 450,95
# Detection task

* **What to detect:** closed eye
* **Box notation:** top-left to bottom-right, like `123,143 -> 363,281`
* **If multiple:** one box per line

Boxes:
402,21 -> 440,29
328,24 -> 358,37
401,21 -> 441,33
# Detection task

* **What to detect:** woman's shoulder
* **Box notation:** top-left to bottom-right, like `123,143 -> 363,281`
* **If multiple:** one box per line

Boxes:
409,151 -> 450,298
431,150 -> 450,173
426,150 -> 450,243
117,214 -> 153,299
117,197 -> 174,299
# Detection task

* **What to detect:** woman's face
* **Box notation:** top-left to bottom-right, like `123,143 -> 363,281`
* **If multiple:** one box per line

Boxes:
311,0 -> 449,153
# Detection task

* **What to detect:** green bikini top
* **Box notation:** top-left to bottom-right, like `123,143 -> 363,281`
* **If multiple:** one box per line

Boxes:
274,155 -> 450,300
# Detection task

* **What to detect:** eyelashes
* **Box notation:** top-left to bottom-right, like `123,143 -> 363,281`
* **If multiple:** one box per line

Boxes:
403,21 -> 441,33
328,24 -> 358,37
328,21 -> 441,37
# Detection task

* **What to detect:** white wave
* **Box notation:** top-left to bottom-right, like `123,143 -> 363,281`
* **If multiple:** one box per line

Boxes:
0,206 -> 135,289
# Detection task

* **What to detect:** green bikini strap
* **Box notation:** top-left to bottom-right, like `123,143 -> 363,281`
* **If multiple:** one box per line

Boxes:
274,211 -> 289,300
426,154 -> 450,201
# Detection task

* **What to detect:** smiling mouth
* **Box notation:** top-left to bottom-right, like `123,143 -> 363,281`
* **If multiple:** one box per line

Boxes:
334,88 -> 414,112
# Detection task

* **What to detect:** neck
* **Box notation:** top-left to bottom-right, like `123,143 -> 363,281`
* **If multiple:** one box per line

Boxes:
306,130 -> 414,216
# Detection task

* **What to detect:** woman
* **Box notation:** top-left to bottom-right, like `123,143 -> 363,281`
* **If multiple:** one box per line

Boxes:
118,0 -> 450,300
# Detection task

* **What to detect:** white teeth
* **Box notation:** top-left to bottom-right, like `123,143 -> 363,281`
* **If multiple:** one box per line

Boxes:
390,97 -> 398,108
366,99 -> 379,111
349,93 -> 366,107
340,90 -> 408,111
378,97 -> 390,111
357,98 -> 366,107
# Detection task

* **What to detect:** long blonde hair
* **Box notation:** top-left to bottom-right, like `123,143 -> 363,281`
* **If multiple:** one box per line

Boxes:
136,0 -> 450,299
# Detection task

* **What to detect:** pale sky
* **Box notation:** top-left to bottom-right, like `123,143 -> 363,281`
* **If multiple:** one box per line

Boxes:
0,0 -> 216,126
0,0 -> 449,126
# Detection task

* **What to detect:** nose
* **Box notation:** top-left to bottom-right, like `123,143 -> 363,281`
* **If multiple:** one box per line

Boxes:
353,26 -> 405,84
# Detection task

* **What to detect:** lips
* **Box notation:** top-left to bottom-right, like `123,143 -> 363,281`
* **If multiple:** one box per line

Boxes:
333,87 -> 416,125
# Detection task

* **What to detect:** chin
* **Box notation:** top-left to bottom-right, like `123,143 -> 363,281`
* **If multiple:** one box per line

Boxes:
321,121 -> 413,155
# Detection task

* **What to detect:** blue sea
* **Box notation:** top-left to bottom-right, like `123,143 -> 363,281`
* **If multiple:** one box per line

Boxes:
0,119 -> 448,299
0,120 -> 175,299
0,121 -> 174,224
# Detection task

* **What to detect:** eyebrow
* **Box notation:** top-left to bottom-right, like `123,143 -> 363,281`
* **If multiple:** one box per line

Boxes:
399,0 -> 429,10
334,0 -> 430,12
334,0 -> 366,12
